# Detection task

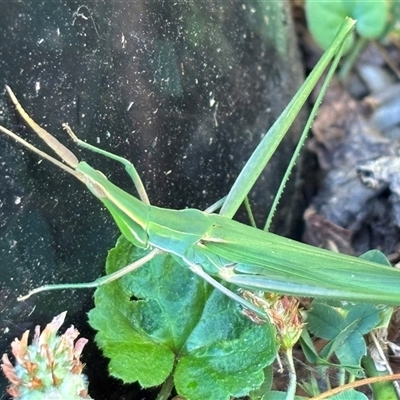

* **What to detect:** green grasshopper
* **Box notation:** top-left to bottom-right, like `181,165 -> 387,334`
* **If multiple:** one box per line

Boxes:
2,19 -> 400,316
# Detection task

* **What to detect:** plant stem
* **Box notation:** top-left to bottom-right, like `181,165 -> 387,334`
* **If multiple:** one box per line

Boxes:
337,368 -> 345,387
362,354 -> 400,400
338,36 -> 367,81
285,348 -> 297,400
264,31 -> 348,231
156,373 -> 175,400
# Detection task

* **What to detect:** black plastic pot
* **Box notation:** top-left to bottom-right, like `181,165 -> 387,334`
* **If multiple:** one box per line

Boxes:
0,2 -> 304,398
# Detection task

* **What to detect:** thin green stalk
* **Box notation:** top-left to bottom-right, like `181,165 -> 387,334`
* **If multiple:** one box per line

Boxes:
285,348 -> 297,400
244,196 -> 257,228
337,368 -> 346,387
220,18 -> 355,219
362,354 -> 399,400
156,373 -> 175,400
264,31 -> 348,231
204,195 -> 227,213
338,36 -> 368,81
321,366 -> 331,391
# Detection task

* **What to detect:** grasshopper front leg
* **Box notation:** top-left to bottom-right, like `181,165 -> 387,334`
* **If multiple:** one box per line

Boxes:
17,248 -> 161,301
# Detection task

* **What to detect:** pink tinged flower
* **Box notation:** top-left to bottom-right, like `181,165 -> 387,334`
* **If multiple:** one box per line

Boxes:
1,312 -> 92,399
240,291 -> 304,350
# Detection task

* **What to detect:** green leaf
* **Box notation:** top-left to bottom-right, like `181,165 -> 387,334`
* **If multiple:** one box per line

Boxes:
300,329 -> 362,375
305,0 -> 390,50
300,329 -> 320,364
306,302 -> 344,339
328,390 -> 368,400
88,236 -> 277,399
306,301 -> 380,370
306,1 -> 353,51
358,251 -> 394,328
345,304 -> 381,335
298,374 -> 321,397
359,250 -> 391,266
261,391 -> 307,400
349,1 -> 389,39
333,329 -> 366,371
248,365 -> 273,400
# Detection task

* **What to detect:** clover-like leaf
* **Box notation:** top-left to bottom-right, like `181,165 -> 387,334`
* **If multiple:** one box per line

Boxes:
306,301 -> 380,371
305,0 -> 390,51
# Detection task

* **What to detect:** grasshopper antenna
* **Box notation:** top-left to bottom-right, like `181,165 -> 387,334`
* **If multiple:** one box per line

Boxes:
5,85 -> 79,170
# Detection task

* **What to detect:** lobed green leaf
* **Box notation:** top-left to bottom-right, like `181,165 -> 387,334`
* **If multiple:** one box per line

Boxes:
88,236 -> 277,399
